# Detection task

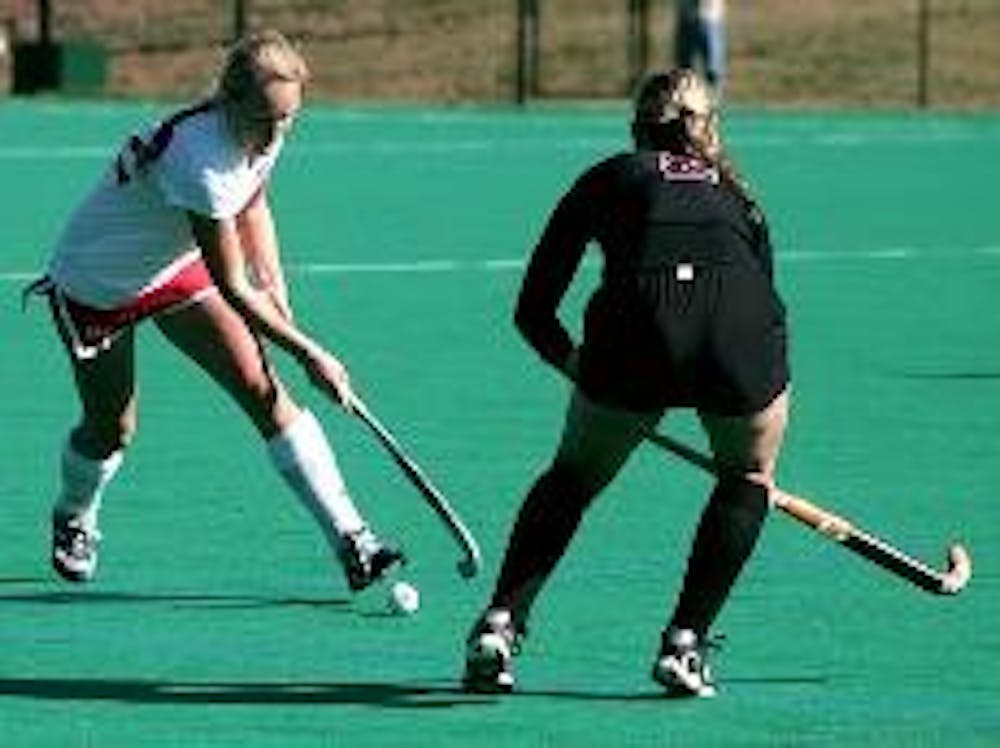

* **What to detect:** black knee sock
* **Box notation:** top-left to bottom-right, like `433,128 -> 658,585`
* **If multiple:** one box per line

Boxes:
490,465 -> 592,625
669,477 -> 769,636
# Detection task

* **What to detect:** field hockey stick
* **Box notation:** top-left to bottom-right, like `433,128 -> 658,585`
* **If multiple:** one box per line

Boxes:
350,396 -> 482,578
645,431 -> 972,596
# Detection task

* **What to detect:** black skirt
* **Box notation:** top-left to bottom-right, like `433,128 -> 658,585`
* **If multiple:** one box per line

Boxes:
578,263 -> 789,416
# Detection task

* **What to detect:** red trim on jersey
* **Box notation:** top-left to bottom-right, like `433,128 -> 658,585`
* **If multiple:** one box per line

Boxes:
657,153 -> 720,183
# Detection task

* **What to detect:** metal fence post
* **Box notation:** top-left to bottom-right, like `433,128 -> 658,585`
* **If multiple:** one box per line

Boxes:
627,0 -> 650,93
917,0 -> 930,108
38,0 -> 52,43
516,0 -> 539,104
233,0 -> 249,41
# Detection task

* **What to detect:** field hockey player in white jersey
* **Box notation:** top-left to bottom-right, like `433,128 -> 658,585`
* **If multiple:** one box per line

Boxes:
26,29 -> 404,592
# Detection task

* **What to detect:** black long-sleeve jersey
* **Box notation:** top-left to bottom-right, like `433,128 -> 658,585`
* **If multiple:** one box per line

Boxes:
515,150 -> 778,371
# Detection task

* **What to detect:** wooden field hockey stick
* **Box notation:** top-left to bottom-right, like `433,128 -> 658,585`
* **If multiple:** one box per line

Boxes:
351,396 -> 482,579
645,431 -> 972,596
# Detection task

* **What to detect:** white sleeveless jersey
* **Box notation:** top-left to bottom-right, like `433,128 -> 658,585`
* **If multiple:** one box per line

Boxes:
47,103 -> 283,309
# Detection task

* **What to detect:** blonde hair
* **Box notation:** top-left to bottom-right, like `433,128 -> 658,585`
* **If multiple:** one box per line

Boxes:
217,29 -> 309,137
632,68 -> 750,199
219,29 -> 308,101
632,69 -> 716,152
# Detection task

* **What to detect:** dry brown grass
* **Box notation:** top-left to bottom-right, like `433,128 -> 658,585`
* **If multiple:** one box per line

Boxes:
0,0 -> 997,107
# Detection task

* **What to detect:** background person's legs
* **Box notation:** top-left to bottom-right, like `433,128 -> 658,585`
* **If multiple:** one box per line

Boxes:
673,0 -> 726,92
701,17 -> 726,91
674,11 -> 702,71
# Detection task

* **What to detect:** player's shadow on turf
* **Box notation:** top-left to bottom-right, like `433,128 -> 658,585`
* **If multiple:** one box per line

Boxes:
0,590 -> 353,610
897,371 -> 1000,380
517,676 -> 828,701
0,676 -> 828,707
0,677 -> 494,709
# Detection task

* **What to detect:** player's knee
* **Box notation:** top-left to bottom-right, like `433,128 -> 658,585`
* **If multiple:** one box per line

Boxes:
514,462 -> 594,546
546,461 -> 597,508
712,471 -> 770,513
118,419 -> 137,449
77,412 -> 137,456
713,454 -> 774,489
523,462 -> 594,524
234,372 -> 289,433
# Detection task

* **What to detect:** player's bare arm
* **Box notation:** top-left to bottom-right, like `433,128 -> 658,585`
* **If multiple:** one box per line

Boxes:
188,210 -> 355,408
236,185 -> 292,320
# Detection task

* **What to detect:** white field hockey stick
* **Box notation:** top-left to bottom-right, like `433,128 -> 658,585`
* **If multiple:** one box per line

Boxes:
645,431 -> 972,596
351,396 -> 481,578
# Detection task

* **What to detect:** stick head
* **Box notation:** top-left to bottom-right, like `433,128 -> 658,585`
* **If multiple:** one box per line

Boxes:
940,543 -> 972,594
457,556 -> 480,579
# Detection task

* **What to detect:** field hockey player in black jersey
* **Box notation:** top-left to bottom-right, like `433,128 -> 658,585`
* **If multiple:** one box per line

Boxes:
463,69 -> 790,698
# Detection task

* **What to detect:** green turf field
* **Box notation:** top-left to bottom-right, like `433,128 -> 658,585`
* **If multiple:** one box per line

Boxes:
1,99 -> 997,746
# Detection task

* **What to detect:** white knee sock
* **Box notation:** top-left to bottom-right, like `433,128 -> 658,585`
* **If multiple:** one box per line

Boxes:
55,440 -> 124,532
267,409 -> 365,546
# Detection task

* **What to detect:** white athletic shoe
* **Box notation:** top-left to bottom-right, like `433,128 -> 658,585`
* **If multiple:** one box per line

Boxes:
651,627 -> 718,698
337,527 -> 405,592
51,511 -> 100,583
463,608 -> 520,694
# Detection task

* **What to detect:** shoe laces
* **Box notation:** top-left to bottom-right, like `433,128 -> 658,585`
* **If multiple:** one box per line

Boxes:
475,609 -> 527,655
58,519 -> 101,558
343,528 -> 381,568
662,628 -> 725,656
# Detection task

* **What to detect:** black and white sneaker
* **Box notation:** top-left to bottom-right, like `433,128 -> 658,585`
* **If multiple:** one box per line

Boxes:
651,627 -> 719,698
338,528 -> 405,592
52,512 -> 100,583
463,608 -> 523,694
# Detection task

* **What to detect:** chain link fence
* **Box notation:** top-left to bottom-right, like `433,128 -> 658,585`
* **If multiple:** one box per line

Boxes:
0,0 -> 997,107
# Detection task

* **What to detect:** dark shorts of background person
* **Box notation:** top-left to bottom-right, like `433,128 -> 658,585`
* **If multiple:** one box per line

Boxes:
578,261 -> 788,416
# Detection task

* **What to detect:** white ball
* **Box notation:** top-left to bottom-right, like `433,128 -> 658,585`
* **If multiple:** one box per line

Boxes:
388,581 -> 420,615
